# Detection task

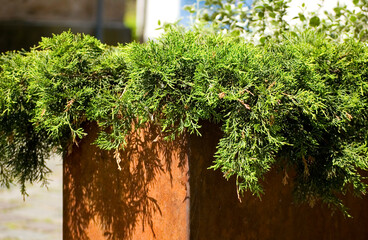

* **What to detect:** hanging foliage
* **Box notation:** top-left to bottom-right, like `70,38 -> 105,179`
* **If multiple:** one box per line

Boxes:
1,29 -> 367,214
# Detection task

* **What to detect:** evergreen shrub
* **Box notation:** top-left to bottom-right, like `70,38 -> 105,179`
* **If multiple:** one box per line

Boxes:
1,29 -> 367,214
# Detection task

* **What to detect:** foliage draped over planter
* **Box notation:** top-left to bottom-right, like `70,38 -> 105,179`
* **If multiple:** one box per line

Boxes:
1,29 -> 367,213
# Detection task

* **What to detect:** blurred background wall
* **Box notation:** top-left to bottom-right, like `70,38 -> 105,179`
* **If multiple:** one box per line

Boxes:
0,0 -> 132,52
0,0 -> 125,22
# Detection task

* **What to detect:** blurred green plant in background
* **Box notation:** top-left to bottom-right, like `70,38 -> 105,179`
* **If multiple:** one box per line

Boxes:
182,0 -> 368,43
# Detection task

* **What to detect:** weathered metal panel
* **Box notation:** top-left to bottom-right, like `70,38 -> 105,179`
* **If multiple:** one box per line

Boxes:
189,122 -> 368,240
63,122 -> 189,240
64,121 -> 368,240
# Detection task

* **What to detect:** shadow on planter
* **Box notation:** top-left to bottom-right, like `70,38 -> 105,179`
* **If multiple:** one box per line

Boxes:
189,122 -> 368,240
63,122 -> 189,240
64,121 -> 368,240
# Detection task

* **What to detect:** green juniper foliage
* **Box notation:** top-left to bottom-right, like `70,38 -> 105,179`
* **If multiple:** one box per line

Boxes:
1,29 -> 367,214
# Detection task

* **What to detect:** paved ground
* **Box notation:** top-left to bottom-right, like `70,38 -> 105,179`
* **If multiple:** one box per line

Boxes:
0,155 -> 62,240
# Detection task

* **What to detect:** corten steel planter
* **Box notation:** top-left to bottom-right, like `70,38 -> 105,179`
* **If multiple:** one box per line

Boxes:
64,121 -> 368,240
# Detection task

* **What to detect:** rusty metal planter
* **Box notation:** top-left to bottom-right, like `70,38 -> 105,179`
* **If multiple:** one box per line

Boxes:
64,122 -> 368,240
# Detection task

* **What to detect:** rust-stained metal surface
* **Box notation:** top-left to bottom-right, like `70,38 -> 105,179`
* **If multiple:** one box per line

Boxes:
64,121 -> 368,240
63,122 -> 189,240
189,122 -> 368,240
